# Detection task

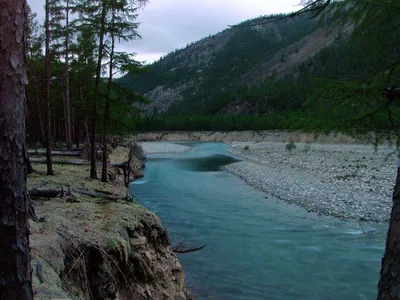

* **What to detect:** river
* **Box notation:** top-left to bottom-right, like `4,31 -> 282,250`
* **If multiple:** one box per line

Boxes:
130,142 -> 387,300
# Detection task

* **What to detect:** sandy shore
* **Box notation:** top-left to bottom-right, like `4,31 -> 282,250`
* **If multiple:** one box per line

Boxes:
226,142 -> 397,222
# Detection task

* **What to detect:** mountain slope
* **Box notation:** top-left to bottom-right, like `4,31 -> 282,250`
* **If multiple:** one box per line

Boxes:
119,14 -> 331,111
119,11 -> 397,120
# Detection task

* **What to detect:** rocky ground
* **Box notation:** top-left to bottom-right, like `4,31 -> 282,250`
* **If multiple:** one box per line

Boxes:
135,130 -> 371,144
138,142 -> 190,154
226,142 -> 398,222
28,145 -> 192,300
136,133 -> 398,222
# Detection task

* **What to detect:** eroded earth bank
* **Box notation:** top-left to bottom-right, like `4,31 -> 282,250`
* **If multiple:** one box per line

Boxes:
28,144 -> 192,300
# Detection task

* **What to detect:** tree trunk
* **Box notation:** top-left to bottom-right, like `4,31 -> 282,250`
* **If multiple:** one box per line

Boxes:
84,117 -> 90,144
378,163 -> 400,299
25,147 -> 35,174
0,0 -> 33,298
59,121 -> 62,142
90,2 -> 107,179
75,86 -> 85,148
35,84 -> 45,144
45,0 -> 53,175
71,108 -> 75,144
62,76 -> 68,144
101,32 -> 115,182
64,0 -> 72,150
53,115 -> 56,143
75,115 -> 81,148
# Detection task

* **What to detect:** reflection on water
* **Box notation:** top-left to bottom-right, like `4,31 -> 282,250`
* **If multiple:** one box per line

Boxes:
178,154 -> 240,172
130,142 -> 386,300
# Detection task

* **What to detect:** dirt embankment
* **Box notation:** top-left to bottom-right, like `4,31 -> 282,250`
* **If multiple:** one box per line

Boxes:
135,130 -> 371,144
28,144 -> 192,300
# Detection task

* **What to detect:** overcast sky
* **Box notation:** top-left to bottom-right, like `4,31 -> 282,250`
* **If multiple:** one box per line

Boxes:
28,0 -> 301,64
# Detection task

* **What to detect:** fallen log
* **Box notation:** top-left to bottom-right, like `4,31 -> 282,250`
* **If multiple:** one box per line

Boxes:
30,158 -> 89,166
29,150 -> 82,157
28,188 -> 121,201
172,241 -> 206,254
31,158 -> 128,169
52,147 -> 83,152
74,188 -> 120,201
29,189 -> 61,198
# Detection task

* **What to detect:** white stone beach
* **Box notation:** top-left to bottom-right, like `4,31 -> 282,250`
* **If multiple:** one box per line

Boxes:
226,142 -> 397,222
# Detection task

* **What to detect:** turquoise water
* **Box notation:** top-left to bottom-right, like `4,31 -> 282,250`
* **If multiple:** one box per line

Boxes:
129,142 -> 387,300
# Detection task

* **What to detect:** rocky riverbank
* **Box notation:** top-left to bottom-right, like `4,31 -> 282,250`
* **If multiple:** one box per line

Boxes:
135,132 -> 397,222
226,142 -> 397,222
135,130 -> 370,144
138,142 -> 190,154
28,144 -> 192,300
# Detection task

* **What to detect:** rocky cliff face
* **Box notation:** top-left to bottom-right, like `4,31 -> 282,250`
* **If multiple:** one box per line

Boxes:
28,145 -> 192,300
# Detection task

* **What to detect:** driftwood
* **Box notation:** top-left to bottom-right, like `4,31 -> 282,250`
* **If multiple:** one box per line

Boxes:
172,241 -> 206,254
29,188 -> 121,201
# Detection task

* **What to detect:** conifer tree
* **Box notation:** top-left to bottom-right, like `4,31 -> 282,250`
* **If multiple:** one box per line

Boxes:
101,0 -> 141,182
0,0 -> 33,298
45,0 -> 54,175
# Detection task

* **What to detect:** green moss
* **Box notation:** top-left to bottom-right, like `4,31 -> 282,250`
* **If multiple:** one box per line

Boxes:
106,238 -> 118,252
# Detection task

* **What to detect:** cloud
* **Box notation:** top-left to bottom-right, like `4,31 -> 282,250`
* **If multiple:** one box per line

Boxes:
132,0 -> 301,61
27,0 -> 301,63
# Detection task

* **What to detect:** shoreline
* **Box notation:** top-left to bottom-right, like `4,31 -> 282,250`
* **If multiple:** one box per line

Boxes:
225,141 -> 396,223
28,144 -> 192,299
134,130 -> 380,144
138,141 -> 190,154
137,139 -> 396,223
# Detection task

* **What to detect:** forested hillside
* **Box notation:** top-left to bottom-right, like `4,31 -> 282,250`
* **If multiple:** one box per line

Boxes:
119,10 -> 400,132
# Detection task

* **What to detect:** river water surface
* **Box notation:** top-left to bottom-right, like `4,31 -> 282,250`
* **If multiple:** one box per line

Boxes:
130,142 -> 387,300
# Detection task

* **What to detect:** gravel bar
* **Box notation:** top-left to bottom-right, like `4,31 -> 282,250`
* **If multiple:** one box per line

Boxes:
225,142 -> 398,222
138,142 -> 190,154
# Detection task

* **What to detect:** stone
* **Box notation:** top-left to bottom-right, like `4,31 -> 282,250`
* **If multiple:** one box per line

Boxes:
130,236 -> 147,248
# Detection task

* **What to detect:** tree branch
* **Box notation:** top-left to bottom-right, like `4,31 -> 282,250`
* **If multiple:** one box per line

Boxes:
172,241 -> 206,254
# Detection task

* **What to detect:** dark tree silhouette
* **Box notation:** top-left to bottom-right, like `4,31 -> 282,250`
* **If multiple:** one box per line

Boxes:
45,0 -> 54,175
0,0 -> 33,298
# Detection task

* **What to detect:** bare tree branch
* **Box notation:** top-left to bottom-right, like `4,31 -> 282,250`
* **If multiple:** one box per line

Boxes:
172,241 -> 206,254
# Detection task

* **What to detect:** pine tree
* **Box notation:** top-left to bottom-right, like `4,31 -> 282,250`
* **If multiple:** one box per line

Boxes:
45,0 -> 54,175
0,0 -> 33,298
27,6 -> 45,145
101,0 -> 141,182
